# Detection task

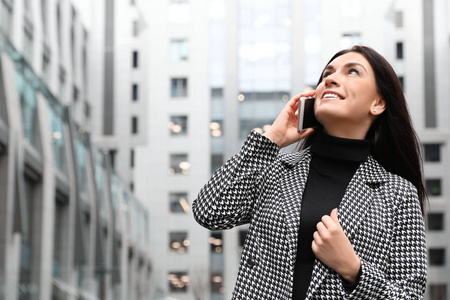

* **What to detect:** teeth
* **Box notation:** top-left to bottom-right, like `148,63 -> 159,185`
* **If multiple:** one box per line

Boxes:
323,93 -> 341,100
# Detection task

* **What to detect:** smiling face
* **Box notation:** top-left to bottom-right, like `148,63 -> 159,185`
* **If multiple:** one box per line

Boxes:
314,52 -> 385,139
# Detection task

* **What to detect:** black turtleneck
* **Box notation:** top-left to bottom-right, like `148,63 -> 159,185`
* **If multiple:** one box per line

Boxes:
292,130 -> 371,299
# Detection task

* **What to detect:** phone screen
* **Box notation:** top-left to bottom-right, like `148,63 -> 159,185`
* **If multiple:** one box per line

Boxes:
298,96 -> 319,132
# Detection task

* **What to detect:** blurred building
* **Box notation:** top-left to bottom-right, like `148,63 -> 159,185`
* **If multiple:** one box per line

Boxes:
134,0 -> 450,300
0,0 -> 152,299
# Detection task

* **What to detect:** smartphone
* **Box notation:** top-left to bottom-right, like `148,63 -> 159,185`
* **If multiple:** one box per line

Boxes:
297,96 -> 320,132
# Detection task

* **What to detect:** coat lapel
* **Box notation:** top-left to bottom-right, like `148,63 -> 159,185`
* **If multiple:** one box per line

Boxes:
279,149 -> 312,263
306,155 -> 387,298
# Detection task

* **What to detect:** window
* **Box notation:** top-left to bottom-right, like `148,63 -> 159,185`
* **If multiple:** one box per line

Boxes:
395,11 -> 403,28
168,272 -> 189,293
426,179 -> 442,196
211,273 -> 224,294
210,120 -> 223,137
429,284 -> 447,300
171,78 -> 188,97
19,175 -> 37,297
130,149 -> 134,168
132,20 -> 139,36
169,154 -> 189,175
396,42 -> 403,59
131,116 -> 138,134
210,231 -> 223,253
23,24 -> 34,64
83,101 -> 90,119
42,50 -> 51,82
211,154 -> 223,174
170,39 -> 189,61
132,51 -> 138,68
169,116 -> 188,135
169,192 -> 189,213
169,232 -> 189,253
41,0 -> 48,34
169,0 -> 190,24
238,229 -> 248,252
73,85 -> 79,102
429,248 -> 445,266
340,33 -> 361,50
53,197 -> 68,277
1,0 -> 13,37
132,84 -> 139,101
398,76 -> 404,91
427,213 -> 444,231
424,144 -> 441,162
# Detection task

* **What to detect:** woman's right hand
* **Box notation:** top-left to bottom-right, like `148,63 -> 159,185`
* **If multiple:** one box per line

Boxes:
263,90 -> 316,148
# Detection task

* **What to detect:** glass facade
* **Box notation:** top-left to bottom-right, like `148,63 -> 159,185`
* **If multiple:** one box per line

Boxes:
19,176 -> 36,300
0,6 -> 152,299
74,135 -> 88,196
48,106 -> 67,173
94,150 -> 108,220
16,71 -> 38,147
1,0 -> 13,38
238,0 -> 292,141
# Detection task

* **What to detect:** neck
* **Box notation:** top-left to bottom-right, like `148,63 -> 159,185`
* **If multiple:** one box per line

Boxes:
322,122 -> 371,140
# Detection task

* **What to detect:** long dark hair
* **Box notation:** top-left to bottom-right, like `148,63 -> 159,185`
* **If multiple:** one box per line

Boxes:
302,45 -> 427,215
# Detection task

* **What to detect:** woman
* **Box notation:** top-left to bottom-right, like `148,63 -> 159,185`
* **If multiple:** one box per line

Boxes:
193,45 -> 427,299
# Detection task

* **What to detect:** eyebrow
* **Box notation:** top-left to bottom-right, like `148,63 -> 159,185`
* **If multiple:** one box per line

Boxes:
324,62 -> 368,73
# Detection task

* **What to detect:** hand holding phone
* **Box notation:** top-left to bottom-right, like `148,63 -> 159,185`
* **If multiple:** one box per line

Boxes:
297,96 -> 320,132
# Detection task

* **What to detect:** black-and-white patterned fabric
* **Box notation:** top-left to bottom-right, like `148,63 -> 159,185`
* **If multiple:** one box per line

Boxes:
193,131 -> 427,299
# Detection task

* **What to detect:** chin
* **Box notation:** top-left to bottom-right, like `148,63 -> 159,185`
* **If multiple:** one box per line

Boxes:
315,108 -> 346,126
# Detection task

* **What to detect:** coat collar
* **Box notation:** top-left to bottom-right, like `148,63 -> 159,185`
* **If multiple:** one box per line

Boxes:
280,147 -> 387,184
279,148 -> 389,298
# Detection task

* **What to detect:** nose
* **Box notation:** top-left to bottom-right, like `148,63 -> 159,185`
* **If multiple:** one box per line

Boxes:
323,73 -> 340,87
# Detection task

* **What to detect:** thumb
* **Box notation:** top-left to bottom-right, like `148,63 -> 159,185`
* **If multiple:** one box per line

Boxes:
330,208 -> 339,223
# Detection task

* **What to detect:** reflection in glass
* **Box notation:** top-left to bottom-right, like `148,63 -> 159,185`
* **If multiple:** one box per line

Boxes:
74,137 -> 87,193
170,39 -> 189,62
16,72 -> 38,146
94,151 -> 107,220
170,192 -> 189,213
168,271 -> 189,293
170,232 -> 189,253
171,78 -> 188,97
169,116 -> 188,136
169,154 -> 189,175
19,176 -> 35,300
48,107 -> 67,173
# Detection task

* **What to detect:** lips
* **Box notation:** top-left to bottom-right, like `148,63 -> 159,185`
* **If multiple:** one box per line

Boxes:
321,90 -> 345,100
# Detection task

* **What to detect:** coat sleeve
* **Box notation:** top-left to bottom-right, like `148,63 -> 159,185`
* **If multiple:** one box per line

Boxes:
192,130 -> 280,230
347,182 -> 427,299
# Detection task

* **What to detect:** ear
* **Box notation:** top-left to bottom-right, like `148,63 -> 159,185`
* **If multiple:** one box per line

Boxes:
370,98 -> 386,116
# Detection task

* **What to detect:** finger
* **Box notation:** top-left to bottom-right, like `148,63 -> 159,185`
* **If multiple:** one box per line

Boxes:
299,128 -> 315,138
313,231 -> 322,245
316,221 -> 327,234
330,208 -> 339,223
287,93 -> 302,107
311,239 -> 318,254
321,215 -> 336,229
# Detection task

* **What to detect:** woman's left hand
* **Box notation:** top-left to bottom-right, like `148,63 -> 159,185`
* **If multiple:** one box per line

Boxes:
312,208 -> 361,284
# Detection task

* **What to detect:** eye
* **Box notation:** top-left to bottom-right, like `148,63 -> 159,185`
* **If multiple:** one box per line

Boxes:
348,68 -> 359,75
322,71 -> 332,78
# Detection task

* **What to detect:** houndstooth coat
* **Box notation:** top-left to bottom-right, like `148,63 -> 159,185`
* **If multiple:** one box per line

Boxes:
193,131 -> 427,299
